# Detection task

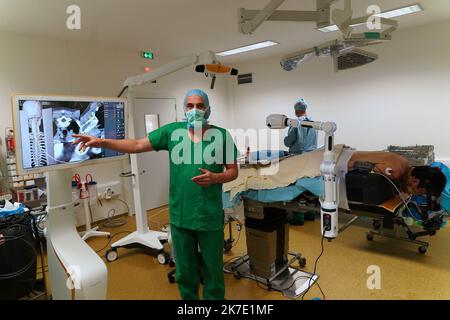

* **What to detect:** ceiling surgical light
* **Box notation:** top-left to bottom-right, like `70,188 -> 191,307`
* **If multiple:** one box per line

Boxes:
279,0 -> 399,73
280,34 -> 385,72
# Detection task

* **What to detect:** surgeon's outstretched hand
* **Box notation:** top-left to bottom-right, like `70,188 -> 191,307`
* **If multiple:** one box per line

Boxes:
72,134 -> 104,152
192,168 -> 217,187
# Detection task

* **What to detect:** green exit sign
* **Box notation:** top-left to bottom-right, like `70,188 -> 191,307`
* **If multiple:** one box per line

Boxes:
142,51 -> 154,60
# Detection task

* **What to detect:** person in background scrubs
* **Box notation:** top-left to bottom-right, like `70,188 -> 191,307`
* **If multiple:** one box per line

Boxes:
284,98 -> 318,224
73,89 -> 238,300
284,98 -> 318,155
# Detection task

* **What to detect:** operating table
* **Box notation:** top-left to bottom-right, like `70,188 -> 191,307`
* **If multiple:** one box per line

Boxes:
229,170 -> 448,255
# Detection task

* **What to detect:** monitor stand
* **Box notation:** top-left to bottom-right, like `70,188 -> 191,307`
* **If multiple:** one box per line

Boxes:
105,152 -> 169,264
46,169 -> 108,300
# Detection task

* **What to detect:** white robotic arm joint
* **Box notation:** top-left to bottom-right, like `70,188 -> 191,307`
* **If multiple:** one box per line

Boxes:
266,114 -> 339,239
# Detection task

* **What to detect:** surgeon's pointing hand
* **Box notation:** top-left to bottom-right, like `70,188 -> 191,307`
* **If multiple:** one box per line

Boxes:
72,134 -> 104,152
192,168 -> 218,187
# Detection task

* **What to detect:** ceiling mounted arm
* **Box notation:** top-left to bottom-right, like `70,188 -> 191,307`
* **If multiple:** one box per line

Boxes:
332,0 -> 353,38
317,0 -> 340,28
238,0 -> 287,35
238,0 -> 342,35
123,51 -> 218,88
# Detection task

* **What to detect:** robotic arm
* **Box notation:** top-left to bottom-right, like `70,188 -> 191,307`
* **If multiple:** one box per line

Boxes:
266,114 -> 339,239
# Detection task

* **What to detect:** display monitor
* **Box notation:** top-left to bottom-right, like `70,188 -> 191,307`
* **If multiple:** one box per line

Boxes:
12,95 -> 127,175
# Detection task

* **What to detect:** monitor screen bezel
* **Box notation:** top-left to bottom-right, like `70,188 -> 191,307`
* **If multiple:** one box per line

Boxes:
11,94 -> 129,176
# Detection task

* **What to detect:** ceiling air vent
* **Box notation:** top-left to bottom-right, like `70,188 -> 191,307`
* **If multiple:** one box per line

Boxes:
238,73 -> 253,85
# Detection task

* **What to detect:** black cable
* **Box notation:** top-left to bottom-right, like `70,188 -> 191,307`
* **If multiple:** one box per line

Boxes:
224,217 -> 243,249
223,254 -> 246,268
118,86 -> 129,98
0,235 -> 36,280
301,230 -> 326,300
241,259 -> 274,291
316,280 -> 326,300
95,231 -> 133,254
30,211 -> 48,298
279,275 -> 326,300
111,198 -> 130,215
102,199 -> 130,228
223,253 -> 326,299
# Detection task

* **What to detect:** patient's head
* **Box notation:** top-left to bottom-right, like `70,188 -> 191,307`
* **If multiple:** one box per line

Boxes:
405,166 -> 447,196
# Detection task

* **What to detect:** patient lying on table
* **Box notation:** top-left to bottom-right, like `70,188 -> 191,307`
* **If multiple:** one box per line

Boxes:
224,146 -> 447,208
349,151 -> 447,197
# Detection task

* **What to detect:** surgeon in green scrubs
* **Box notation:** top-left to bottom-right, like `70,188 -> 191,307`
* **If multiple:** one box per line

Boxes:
73,89 -> 239,300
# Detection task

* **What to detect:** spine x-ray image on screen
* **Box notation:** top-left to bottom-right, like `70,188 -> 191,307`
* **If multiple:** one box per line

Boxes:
19,99 -> 125,170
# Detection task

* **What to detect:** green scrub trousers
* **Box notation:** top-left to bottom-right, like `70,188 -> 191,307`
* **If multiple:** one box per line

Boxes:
171,225 -> 225,300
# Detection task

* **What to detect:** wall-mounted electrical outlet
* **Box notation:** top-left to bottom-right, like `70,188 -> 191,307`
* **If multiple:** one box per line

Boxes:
97,181 -> 121,200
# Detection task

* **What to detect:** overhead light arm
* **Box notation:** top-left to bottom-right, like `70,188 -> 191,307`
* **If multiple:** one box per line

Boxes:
123,51 -> 218,88
239,0 -> 340,35
317,0 -> 340,27
332,0 -> 354,38
239,9 -> 319,24
238,0 -> 286,35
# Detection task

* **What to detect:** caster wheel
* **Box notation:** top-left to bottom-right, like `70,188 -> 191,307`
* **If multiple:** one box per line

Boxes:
366,234 -> 374,241
418,246 -> 427,254
233,271 -> 241,280
157,252 -> 171,265
298,257 -> 307,268
168,259 -> 175,268
168,276 -> 176,284
372,221 -> 381,230
105,249 -> 118,262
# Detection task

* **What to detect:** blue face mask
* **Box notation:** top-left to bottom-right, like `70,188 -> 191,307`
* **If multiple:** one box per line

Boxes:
186,108 -> 207,128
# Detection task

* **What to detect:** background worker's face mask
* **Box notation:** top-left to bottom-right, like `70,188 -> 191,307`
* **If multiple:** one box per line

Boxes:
186,108 -> 208,128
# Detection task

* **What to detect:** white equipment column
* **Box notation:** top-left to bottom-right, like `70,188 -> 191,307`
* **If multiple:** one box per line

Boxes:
109,88 -> 168,252
46,169 -> 107,300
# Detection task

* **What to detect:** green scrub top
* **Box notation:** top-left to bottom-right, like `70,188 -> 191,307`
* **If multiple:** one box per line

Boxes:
149,122 -> 238,231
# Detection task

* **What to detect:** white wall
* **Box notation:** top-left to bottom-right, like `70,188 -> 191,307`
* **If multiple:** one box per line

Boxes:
0,31 -> 231,225
231,19 -> 450,164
